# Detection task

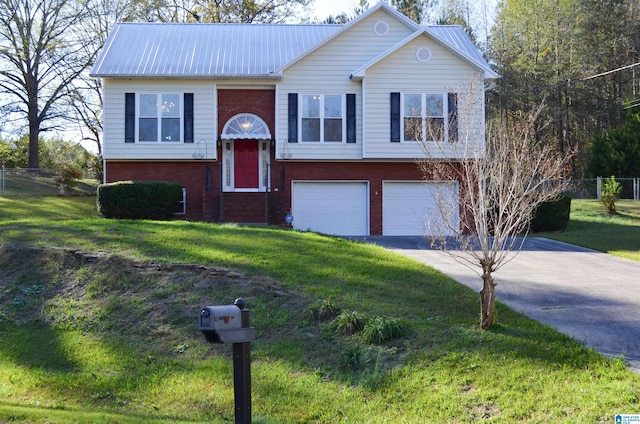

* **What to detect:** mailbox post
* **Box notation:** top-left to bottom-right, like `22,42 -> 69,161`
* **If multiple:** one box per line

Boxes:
199,298 -> 255,424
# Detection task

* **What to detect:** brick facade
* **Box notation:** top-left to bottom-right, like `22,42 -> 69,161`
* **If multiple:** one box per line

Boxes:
271,161 -> 438,235
218,89 -> 275,136
104,159 -> 439,234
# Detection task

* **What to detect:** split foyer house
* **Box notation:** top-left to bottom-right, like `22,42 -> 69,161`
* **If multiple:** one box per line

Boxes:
90,2 -> 497,236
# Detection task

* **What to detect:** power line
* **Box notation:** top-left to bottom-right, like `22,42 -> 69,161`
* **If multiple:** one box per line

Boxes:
580,61 -> 640,83
514,61 -> 640,93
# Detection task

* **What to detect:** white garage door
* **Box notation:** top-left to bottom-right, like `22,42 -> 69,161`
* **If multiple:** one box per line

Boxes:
291,181 -> 369,236
383,181 -> 459,236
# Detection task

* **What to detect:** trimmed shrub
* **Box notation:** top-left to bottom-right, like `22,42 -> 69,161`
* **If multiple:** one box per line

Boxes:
530,195 -> 571,232
97,181 -> 183,220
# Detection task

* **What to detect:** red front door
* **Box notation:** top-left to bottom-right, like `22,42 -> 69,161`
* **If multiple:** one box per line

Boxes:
234,140 -> 259,189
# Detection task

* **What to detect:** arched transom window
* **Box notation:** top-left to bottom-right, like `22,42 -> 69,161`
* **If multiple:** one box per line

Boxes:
221,113 -> 271,140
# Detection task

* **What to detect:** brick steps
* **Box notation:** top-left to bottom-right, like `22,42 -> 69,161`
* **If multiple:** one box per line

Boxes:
221,192 -> 267,223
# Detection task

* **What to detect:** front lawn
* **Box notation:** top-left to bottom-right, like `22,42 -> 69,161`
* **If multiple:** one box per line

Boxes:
540,199 -> 640,261
0,196 -> 639,423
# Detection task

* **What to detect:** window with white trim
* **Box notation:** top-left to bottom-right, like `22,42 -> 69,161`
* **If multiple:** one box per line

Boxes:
300,94 -> 344,142
402,93 -> 445,142
138,93 -> 182,142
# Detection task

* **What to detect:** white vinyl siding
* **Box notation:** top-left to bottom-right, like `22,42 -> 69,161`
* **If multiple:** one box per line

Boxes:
382,181 -> 459,236
276,9 -> 414,160
103,79 -> 216,160
363,36 -> 485,159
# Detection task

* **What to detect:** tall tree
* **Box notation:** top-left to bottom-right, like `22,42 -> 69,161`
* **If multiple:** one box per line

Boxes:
436,0 -> 477,44
490,0 -> 583,172
574,0 -> 640,131
588,109 -> 640,178
391,0 -> 425,23
0,0 -> 98,168
390,0 -> 439,24
354,0 -> 370,16
489,0 -> 640,178
190,0 -> 312,23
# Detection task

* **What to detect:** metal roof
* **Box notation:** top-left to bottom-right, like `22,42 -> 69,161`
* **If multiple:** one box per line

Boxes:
426,26 -> 496,78
91,20 -> 496,79
91,23 -> 342,78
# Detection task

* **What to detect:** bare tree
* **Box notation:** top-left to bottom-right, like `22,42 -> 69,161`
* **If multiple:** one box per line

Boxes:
0,0 -> 98,168
65,0 -> 134,158
417,83 -> 571,330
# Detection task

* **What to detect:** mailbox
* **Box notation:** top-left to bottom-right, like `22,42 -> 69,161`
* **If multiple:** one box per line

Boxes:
199,298 -> 254,424
199,304 -> 255,344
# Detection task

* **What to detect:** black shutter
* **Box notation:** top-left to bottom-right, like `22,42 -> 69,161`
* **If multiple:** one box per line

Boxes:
346,93 -> 356,143
288,93 -> 298,143
448,92 -> 458,143
184,93 -> 194,143
125,93 -> 135,143
390,92 -> 401,143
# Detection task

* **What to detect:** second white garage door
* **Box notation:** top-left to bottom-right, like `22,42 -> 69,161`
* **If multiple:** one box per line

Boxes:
291,181 -> 369,236
383,181 -> 459,236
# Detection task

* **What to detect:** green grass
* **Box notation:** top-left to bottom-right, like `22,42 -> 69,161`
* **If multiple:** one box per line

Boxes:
539,199 -> 640,261
1,170 -> 98,196
1,196 -> 640,423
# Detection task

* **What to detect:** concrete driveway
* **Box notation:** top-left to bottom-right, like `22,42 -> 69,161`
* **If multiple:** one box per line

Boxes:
351,236 -> 640,372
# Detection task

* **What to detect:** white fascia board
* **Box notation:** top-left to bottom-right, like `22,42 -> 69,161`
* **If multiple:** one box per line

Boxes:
274,2 -> 420,76
90,74 -> 283,80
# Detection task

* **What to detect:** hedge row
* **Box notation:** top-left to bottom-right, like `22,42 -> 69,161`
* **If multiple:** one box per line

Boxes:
530,195 -> 571,232
97,181 -> 183,220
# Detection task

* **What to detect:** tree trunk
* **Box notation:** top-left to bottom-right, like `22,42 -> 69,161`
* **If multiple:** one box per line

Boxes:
28,124 -> 39,169
479,269 -> 496,329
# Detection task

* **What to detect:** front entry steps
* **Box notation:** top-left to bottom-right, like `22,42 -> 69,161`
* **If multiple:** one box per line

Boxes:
220,192 -> 267,224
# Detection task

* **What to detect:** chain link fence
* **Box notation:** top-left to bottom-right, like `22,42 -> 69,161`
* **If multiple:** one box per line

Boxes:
1,166 -> 97,197
522,178 -> 639,200
1,163 -> 638,200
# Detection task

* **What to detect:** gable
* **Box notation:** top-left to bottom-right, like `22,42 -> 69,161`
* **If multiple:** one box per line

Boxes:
350,26 -> 497,80
276,4 -> 418,75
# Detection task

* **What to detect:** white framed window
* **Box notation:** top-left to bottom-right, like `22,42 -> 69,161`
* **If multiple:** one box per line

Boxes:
138,93 -> 182,142
402,93 -> 445,142
224,142 -> 232,189
300,94 -> 345,142
261,141 -> 270,189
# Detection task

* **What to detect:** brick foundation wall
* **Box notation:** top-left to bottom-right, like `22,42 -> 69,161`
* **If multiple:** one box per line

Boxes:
273,161 -> 429,234
105,159 -> 463,234
105,161 -> 220,221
